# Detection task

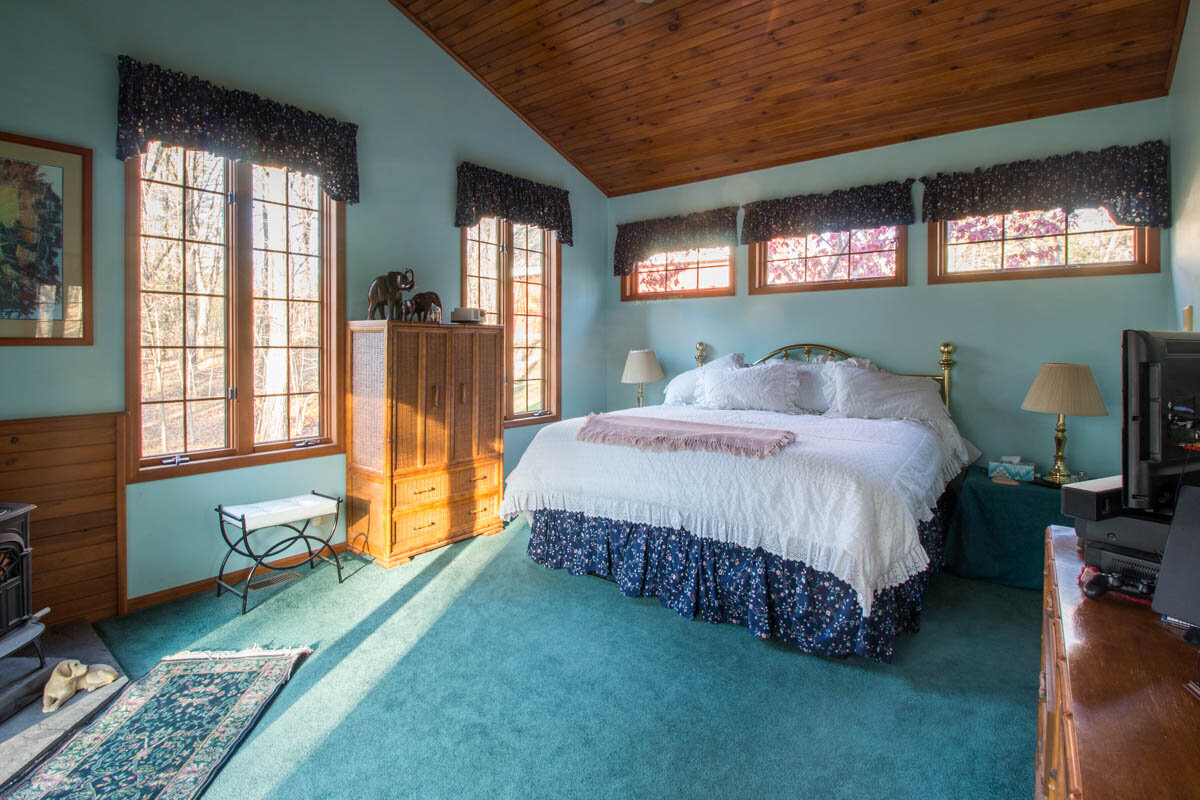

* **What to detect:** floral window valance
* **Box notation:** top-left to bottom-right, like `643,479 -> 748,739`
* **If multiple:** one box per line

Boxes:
455,162 -> 573,246
613,207 -> 739,276
740,179 -> 915,244
117,56 -> 360,204
921,140 -> 1170,228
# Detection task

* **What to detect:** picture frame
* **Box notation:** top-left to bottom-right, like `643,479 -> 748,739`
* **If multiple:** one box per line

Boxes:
0,131 -> 92,345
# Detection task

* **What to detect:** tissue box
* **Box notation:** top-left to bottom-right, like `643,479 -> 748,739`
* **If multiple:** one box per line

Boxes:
987,460 -> 1035,481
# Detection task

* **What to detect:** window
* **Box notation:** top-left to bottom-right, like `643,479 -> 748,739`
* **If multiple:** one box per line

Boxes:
620,247 -> 734,301
928,207 -> 1159,284
748,225 -> 907,294
126,142 -> 344,481
461,217 -> 561,427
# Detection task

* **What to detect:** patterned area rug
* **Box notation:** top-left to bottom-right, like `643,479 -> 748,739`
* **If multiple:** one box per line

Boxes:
2,647 -> 309,800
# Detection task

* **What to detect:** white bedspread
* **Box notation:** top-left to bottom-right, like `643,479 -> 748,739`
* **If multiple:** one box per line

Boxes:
499,406 -> 977,617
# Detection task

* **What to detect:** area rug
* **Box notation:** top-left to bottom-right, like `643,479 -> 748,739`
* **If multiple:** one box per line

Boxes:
2,646 -> 309,800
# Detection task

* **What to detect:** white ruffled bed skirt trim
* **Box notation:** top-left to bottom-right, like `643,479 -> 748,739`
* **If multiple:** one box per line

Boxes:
503,491 -> 940,618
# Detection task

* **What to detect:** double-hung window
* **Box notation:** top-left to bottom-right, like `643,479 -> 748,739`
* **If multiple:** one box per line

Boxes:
928,207 -> 1159,283
126,141 -> 344,481
461,216 -> 561,427
748,225 -> 907,294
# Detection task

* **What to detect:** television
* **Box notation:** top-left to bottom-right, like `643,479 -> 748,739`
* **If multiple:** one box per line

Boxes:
1123,329 -> 1200,514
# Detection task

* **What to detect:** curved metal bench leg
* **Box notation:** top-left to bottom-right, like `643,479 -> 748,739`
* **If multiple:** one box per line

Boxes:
242,555 -> 266,615
328,500 -> 344,583
216,545 -> 235,597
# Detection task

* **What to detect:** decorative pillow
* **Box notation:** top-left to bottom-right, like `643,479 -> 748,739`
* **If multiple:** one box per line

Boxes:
812,355 -> 877,371
695,362 -> 811,414
827,366 -> 949,422
662,352 -> 745,406
760,360 -> 831,413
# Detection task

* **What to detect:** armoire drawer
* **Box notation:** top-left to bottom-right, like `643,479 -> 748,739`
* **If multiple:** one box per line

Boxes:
392,504 -> 450,547
394,472 -> 449,507
450,492 -> 499,532
449,459 -> 501,496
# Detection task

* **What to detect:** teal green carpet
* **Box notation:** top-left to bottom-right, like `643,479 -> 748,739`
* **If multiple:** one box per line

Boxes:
96,519 -> 1040,799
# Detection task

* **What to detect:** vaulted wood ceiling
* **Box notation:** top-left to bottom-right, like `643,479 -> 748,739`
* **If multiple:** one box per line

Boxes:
390,0 -> 1189,197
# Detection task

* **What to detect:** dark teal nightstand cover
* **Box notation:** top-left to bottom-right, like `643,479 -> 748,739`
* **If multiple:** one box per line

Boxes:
944,466 -> 1072,589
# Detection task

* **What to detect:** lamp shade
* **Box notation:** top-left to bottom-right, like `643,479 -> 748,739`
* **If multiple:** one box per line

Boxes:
1021,363 -> 1107,416
621,349 -> 665,384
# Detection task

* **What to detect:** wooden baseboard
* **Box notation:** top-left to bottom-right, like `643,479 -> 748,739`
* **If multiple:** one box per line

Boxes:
125,543 -> 350,613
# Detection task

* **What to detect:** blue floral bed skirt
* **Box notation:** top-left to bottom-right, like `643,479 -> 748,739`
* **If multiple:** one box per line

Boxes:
526,499 -> 950,663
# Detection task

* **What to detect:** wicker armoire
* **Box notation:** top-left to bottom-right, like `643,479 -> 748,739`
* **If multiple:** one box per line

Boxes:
346,320 -> 504,567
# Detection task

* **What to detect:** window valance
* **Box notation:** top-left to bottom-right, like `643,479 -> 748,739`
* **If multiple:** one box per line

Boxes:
455,162 -> 573,246
921,140 -> 1169,228
740,179 -> 915,244
117,56 -> 360,204
613,207 -> 739,276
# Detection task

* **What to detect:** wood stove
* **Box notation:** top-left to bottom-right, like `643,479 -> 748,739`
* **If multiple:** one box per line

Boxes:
0,503 -> 44,667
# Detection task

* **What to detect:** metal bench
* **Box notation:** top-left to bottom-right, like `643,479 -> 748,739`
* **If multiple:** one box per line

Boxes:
215,491 -> 344,613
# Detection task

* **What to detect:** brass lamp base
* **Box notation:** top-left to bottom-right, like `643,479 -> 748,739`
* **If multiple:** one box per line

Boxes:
636,383 -> 645,408
1044,413 -> 1071,485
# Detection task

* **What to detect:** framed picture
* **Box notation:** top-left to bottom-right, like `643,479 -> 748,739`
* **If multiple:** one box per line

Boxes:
0,132 -> 92,345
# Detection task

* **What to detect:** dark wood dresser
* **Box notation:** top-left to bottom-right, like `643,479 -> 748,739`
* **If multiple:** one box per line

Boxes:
1038,525 -> 1200,799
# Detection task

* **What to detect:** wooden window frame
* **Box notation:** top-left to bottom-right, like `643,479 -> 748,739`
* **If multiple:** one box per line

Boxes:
620,247 -> 736,302
124,156 -> 345,484
748,227 -> 908,295
459,222 -> 562,429
927,220 -> 1160,285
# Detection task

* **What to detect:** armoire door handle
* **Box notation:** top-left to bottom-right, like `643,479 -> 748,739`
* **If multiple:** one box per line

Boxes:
432,385 -> 440,408
459,383 -> 467,404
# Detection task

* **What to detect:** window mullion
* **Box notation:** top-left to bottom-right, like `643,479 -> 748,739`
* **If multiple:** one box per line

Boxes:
502,221 -> 515,420
232,161 -> 255,454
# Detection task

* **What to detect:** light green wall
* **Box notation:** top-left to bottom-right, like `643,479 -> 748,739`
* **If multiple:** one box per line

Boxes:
605,101 -> 1175,479
0,0 -> 609,598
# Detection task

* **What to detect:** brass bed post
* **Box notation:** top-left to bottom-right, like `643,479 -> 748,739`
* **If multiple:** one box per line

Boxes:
939,342 -> 955,411
695,342 -> 706,368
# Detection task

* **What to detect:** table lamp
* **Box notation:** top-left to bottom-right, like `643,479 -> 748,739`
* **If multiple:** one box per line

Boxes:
621,349 -> 664,407
1021,362 -> 1107,485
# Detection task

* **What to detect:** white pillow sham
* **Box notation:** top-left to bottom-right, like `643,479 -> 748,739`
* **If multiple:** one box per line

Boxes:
827,366 -> 950,423
662,352 -> 745,406
759,360 -> 831,413
695,362 -> 814,414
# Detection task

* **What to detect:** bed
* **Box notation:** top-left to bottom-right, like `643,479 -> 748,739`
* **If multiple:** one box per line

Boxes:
499,341 -> 976,662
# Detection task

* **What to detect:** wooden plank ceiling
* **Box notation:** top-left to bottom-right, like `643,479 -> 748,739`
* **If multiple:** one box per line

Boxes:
391,0 -> 1188,197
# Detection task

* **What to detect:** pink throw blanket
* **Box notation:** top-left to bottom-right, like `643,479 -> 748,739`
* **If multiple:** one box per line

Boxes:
576,413 -> 796,458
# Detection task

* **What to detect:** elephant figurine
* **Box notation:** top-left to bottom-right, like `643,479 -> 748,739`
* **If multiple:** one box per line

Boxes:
409,291 -> 442,322
366,269 -> 415,320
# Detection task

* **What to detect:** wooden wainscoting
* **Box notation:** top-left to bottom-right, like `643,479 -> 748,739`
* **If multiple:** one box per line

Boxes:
0,412 -> 127,624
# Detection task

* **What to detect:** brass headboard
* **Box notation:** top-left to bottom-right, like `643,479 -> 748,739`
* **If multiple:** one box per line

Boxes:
694,341 -> 957,412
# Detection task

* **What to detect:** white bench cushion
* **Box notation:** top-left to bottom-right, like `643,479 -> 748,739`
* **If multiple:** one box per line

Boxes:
221,494 -> 338,530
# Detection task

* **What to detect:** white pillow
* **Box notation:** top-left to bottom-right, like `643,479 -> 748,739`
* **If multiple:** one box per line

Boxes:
759,360 -> 831,413
827,366 -> 949,422
695,362 -> 811,414
812,355 -> 877,371
662,352 -> 744,406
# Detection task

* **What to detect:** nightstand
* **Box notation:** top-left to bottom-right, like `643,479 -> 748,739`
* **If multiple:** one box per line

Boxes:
944,466 -> 1071,589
